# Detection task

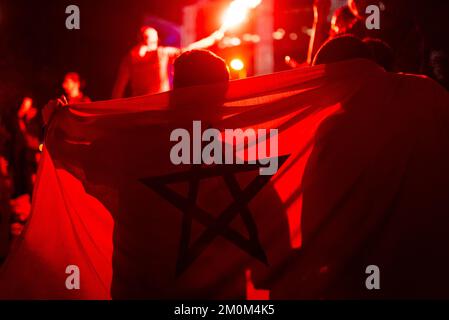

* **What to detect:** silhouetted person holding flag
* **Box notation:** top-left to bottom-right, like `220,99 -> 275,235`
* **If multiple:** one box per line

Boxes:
42,50 -> 291,299
271,35 -> 449,299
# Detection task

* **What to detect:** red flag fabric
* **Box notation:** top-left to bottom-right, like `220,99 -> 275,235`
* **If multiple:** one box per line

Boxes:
1,59 -> 449,299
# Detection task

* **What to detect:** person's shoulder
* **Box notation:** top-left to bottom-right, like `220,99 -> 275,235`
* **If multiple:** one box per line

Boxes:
395,72 -> 448,92
393,72 -> 449,109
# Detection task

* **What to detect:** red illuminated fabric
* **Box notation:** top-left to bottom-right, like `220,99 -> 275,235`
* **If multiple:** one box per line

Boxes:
1,59 -> 449,299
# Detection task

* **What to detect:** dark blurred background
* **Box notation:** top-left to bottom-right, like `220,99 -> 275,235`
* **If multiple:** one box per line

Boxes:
0,0 -> 315,109
0,0 -> 190,107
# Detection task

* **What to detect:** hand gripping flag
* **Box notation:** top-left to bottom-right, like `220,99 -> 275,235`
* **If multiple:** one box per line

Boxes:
1,59 -> 449,299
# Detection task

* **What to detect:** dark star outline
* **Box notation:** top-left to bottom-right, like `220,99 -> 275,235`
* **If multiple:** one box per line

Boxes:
140,155 -> 289,276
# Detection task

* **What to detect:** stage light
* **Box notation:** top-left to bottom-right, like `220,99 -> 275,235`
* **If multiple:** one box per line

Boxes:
221,0 -> 262,32
251,34 -> 260,43
273,28 -> 285,40
230,58 -> 244,71
229,37 -> 242,46
285,56 -> 299,68
222,7 -> 246,30
242,33 -> 253,41
242,33 -> 260,43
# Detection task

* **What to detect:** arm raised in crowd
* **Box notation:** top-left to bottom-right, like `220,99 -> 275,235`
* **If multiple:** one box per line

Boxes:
42,95 -> 68,127
307,0 -> 332,65
161,30 -> 225,59
112,56 -> 131,99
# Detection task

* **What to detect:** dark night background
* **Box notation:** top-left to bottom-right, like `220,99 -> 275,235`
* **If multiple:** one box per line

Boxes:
0,0 -> 313,111
0,0 -> 194,107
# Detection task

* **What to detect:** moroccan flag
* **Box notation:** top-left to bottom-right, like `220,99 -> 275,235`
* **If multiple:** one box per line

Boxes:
1,59 -> 449,299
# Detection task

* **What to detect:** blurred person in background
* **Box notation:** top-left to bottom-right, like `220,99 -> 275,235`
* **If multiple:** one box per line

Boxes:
112,26 -> 223,98
416,0 -> 449,91
0,123 -> 12,262
5,96 -> 43,238
308,0 -> 421,73
329,5 -> 357,38
10,97 -> 42,200
62,72 -> 91,104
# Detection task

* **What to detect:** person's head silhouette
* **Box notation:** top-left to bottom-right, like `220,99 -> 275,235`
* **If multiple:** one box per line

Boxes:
173,49 -> 229,89
171,49 -> 230,120
313,35 -> 372,66
363,38 -> 395,71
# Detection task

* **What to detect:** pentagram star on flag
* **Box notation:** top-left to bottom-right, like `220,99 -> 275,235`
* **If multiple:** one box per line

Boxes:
140,155 -> 289,276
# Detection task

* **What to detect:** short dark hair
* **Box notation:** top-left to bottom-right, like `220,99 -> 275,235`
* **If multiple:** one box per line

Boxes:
173,50 -> 230,89
312,35 -> 372,66
363,38 -> 395,71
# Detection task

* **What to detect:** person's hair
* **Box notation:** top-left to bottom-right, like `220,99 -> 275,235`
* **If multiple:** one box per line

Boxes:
331,5 -> 356,36
312,35 -> 372,66
173,50 -> 230,89
64,72 -> 86,89
139,25 -> 158,42
334,5 -> 355,21
65,72 -> 80,83
430,50 -> 449,90
363,38 -> 395,71
347,0 -> 380,19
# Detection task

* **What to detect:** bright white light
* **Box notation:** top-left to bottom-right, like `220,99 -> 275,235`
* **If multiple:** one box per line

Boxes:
272,28 -> 285,40
230,58 -> 245,71
242,33 -> 253,41
221,0 -> 262,31
242,34 -> 261,43
229,37 -> 242,46
222,36 -> 242,47
251,34 -> 260,43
